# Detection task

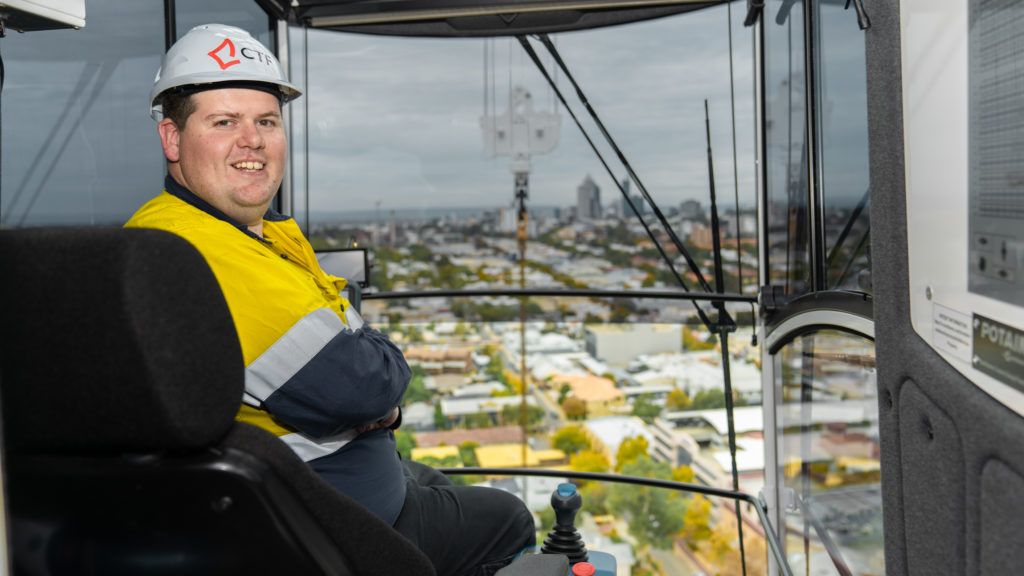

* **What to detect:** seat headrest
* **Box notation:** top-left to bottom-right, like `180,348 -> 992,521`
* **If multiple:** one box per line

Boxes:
0,227 -> 244,452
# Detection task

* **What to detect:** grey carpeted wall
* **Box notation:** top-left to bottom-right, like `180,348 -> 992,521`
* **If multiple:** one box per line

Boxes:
865,1 -> 1024,574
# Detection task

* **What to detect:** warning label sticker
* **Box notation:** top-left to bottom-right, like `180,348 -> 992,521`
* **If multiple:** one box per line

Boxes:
932,304 -> 973,363
973,313 -> 1024,392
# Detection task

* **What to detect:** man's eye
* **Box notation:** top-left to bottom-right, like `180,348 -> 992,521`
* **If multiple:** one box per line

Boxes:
259,119 -> 278,127
215,119 -> 234,127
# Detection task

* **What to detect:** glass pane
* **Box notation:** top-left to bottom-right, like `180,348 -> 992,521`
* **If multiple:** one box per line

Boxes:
381,296 -> 767,575
290,5 -> 758,297
0,1 -> 165,227
441,470 -> 790,576
774,329 -> 882,576
764,0 -> 812,297
818,4 -> 871,292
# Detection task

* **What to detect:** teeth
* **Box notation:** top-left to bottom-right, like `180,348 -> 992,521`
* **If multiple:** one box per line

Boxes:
234,161 -> 264,170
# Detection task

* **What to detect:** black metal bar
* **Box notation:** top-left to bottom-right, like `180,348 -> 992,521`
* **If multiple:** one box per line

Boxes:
364,287 -> 757,303
438,467 -> 794,576
164,0 -> 176,50
804,0 -> 825,293
706,98 -> 746,575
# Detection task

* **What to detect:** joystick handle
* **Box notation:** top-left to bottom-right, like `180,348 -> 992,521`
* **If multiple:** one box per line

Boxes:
541,483 -> 588,563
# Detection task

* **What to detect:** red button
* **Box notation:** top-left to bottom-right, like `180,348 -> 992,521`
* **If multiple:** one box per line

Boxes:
572,562 -> 596,576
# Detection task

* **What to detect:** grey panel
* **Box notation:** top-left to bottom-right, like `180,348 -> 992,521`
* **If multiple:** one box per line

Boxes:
866,1 -> 1024,575
980,459 -> 1024,574
898,381 -> 964,576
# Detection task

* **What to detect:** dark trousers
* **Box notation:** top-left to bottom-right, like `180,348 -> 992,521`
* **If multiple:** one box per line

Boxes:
393,461 -> 537,576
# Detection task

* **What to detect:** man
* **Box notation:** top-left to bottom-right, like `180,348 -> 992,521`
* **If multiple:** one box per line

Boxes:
127,23 -> 535,576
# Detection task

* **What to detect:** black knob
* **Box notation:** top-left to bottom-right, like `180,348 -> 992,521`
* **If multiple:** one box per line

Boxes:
541,483 -> 588,563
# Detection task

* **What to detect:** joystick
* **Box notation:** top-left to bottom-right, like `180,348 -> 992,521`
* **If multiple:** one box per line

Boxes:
541,483 -> 588,563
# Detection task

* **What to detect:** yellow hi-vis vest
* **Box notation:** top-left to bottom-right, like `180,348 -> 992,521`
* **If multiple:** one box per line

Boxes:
125,189 -> 409,456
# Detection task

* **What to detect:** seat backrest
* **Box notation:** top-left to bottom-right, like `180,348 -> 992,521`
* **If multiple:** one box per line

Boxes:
0,227 -> 435,576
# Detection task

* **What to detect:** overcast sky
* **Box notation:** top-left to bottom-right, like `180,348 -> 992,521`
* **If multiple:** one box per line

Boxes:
289,4 -> 758,219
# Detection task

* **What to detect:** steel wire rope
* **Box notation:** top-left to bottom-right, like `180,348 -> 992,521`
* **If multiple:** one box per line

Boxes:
515,34 -> 718,331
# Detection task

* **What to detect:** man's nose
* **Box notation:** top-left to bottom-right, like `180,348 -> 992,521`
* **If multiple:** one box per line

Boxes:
238,121 -> 265,148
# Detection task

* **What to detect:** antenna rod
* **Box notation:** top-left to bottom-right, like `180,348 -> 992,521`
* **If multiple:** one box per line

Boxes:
707,99 -> 747,576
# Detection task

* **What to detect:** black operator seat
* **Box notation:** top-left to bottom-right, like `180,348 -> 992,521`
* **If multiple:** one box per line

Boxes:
0,227 -> 435,576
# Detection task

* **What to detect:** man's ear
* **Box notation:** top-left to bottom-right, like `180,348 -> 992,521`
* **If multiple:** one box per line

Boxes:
157,118 -> 181,162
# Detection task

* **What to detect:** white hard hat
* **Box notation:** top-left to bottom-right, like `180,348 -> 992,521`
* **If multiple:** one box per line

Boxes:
150,23 -> 301,121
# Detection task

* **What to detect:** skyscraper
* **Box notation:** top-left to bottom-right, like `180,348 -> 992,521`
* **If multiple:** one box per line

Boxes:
577,174 -> 601,220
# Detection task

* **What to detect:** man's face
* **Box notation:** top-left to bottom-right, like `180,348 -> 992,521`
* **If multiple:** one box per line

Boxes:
159,88 -> 285,227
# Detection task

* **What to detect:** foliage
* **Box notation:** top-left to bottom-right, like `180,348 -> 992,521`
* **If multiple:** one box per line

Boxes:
458,441 -> 480,467
552,425 -> 591,455
535,507 -> 556,539
631,394 -> 662,424
665,388 -> 692,411
690,388 -> 728,410
673,464 -> 695,484
407,244 -> 432,262
403,373 -> 432,406
395,430 -> 417,460
557,383 -> 572,405
561,396 -> 587,420
416,455 -> 460,468
433,403 -> 450,430
607,456 -> 687,550
682,494 -> 713,543
484,352 -> 507,385
451,299 -> 543,322
580,481 -> 610,516
569,450 -> 610,475
615,436 -> 649,472
682,326 -> 717,351
464,412 -> 494,429
500,403 -> 545,429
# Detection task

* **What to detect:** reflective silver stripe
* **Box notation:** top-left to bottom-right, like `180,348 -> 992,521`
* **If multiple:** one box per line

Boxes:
344,304 -> 365,330
279,429 -> 358,462
242,391 -> 262,407
245,307 -> 347,403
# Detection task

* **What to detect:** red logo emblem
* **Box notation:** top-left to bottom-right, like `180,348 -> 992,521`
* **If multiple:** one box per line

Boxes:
208,38 -> 241,70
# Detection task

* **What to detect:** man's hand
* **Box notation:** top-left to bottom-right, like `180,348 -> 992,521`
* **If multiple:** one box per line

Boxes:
355,406 -> 400,434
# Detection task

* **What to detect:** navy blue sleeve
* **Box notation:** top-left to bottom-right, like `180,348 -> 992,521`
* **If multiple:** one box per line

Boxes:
263,325 -> 411,438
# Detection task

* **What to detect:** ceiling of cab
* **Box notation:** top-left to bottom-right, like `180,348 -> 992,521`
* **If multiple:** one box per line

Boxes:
255,0 -> 727,37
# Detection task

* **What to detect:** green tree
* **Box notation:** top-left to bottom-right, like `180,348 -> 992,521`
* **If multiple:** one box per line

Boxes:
562,396 -> 587,420
665,389 -> 692,411
403,371 -> 432,406
557,383 -> 572,405
500,403 -> 545,429
433,403 -> 450,430
608,456 -> 687,550
631,394 -> 662,424
464,412 -> 494,429
682,327 -> 716,351
536,507 -> 556,538
682,494 -> 713,544
615,436 -> 649,472
690,389 -> 727,410
673,464 -> 695,484
458,441 -> 480,467
408,244 -> 432,262
569,450 -> 610,475
485,353 -> 506,383
552,425 -> 591,455
395,429 -> 417,460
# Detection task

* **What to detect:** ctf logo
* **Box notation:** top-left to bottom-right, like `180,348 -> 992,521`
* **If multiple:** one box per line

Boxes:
208,38 -> 241,70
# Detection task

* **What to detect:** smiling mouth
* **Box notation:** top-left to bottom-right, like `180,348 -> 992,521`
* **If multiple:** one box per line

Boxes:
233,161 -> 264,172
